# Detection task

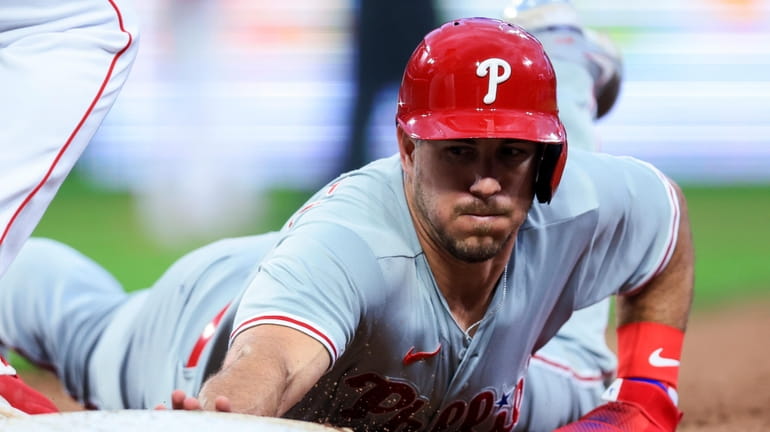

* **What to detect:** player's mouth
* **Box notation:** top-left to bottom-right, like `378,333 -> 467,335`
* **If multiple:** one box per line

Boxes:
454,201 -> 512,227
455,212 -> 512,234
462,212 -> 506,221
458,205 -> 510,217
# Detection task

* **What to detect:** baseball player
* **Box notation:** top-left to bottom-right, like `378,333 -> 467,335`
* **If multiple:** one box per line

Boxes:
0,17 -> 692,431
0,0 -> 139,414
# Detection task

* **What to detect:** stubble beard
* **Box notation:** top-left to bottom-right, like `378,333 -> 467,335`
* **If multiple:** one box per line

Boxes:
414,181 -> 511,263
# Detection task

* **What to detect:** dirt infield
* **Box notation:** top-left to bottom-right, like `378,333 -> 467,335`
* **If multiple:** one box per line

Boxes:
676,300 -> 770,431
19,299 -> 770,431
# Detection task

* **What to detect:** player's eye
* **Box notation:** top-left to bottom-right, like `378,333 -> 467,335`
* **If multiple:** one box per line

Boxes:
445,145 -> 475,159
499,145 -> 534,164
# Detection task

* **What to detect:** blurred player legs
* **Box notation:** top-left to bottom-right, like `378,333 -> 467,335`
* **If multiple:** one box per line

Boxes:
0,235 -> 280,409
0,0 -> 140,276
0,0 -> 140,414
0,238 -> 127,408
504,0 -> 623,115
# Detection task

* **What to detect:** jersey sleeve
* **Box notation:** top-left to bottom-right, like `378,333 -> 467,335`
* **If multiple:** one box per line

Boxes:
574,154 -> 680,307
230,223 -> 385,367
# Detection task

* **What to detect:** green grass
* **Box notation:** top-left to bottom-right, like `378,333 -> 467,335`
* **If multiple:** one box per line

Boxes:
682,184 -> 770,308
30,178 -> 188,291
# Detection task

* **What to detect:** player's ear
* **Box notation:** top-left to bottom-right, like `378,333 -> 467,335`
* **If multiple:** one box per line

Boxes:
397,125 -> 417,171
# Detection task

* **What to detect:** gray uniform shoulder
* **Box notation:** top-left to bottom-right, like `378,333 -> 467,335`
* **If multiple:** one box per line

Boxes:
233,157 -> 420,363
529,148 -> 675,227
282,155 -> 420,259
522,148 -> 679,307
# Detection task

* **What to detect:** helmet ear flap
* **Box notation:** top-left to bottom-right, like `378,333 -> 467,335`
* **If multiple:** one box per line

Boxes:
535,144 -> 567,203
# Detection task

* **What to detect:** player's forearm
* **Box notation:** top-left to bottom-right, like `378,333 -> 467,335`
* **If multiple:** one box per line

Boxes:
198,324 -> 330,417
616,182 -> 694,330
197,347 -> 287,416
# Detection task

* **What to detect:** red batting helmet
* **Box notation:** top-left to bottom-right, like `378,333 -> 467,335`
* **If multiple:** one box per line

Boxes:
396,17 -> 567,203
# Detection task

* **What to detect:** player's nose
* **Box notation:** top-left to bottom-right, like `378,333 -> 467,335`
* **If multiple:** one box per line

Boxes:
469,175 -> 502,199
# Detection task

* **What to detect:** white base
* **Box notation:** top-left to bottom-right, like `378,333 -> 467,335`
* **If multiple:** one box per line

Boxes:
0,410 -> 350,431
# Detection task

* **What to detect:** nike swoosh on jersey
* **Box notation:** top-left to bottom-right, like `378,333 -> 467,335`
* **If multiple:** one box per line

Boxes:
648,348 -> 680,367
402,344 -> 442,366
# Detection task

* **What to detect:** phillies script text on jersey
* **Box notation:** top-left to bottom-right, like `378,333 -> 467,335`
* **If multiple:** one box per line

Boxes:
340,372 -> 524,431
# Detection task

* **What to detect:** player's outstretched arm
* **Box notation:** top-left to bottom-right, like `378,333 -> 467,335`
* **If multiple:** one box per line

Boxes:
195,324 -> 330,416
615,180 -> 694,330
558,180 -> 694,432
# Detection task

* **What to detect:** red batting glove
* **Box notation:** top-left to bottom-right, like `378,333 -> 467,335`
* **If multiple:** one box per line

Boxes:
0,355 -> 59,414
554,378 -> 683,432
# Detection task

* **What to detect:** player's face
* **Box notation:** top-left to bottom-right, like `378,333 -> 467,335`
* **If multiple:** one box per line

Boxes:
400,134 -> 538,263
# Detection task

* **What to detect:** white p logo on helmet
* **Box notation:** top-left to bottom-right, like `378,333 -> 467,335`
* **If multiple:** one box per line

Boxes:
476,58 -> 511,104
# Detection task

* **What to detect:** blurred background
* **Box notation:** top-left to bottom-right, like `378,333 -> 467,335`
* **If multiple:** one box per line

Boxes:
32,0 -> 770,308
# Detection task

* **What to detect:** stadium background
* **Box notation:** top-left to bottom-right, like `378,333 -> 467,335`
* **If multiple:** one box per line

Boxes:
11,0 -> 770,430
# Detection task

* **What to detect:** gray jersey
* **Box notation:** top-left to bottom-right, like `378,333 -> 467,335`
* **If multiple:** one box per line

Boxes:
233,149 -> 680,430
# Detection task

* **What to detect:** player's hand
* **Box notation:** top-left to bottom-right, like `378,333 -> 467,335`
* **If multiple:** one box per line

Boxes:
154,389 -> 232,412
554,378 -> 682,432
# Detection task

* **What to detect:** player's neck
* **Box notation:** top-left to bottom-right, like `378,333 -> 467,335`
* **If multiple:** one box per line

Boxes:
423,240 -> 513,335
403,182 -> 513,333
